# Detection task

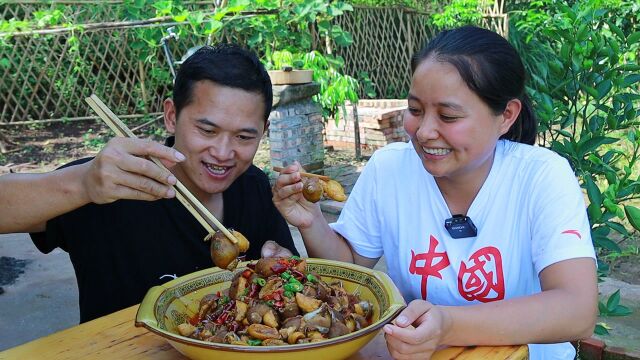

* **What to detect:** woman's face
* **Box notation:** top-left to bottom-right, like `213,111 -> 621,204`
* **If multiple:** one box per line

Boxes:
403,57 -> 515,185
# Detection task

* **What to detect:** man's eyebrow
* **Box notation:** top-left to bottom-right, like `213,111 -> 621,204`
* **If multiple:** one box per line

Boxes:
196,118 -> 259,135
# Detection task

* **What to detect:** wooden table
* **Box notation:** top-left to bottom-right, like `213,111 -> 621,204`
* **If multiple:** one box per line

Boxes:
0,305 -> 528,359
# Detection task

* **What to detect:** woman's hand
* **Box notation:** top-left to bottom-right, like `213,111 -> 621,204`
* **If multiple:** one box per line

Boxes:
272,161 -> 322,229
81,137 -> 184,204
383,300 -> 450,360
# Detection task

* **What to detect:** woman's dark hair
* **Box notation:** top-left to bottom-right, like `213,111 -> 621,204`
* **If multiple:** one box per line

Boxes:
411,26 -> 537,145
173,44 -> 273,122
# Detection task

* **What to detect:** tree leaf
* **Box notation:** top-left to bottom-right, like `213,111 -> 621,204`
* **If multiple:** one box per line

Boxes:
610,305 -> 632,316
596,79 -> 612,100
607,21 -> 625,41
584,176 -> 603,208
624,205 -> 640,231
606,290 -> 621,311
627,31 -> 640,45
622,74 -> 640,88
594,323 -> 610,335
593,233 -> 621,252
605,221 -> 629,236
578,136 -> 618,158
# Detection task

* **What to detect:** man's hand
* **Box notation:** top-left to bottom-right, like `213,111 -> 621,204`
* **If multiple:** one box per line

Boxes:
81,137 -> 185,204
383,300 -> 450,360
260,240 -> 294,258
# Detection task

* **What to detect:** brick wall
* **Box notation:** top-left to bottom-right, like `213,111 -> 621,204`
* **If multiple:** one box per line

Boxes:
325,99 -> 409,151
269,98 -> 325,171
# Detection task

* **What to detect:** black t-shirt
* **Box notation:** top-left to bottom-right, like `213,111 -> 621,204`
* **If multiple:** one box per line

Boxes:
30,158 -> 297,323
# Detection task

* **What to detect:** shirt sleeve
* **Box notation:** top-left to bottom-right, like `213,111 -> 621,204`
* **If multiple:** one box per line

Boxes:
330,153 -> 384,259
28,159 -> 94,254
529,156 -> 596,275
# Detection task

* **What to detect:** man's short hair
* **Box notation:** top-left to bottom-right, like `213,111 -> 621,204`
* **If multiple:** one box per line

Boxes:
173,44 -> 272,122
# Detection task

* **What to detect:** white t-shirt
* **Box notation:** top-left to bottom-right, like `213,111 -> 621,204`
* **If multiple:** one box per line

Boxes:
330,140 -> 596,360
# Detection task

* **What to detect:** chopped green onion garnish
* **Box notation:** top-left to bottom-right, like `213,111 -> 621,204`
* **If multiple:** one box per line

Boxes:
284,282 -> 304,292
284,290 -> 294,298
253,277 -> 266,286
248,339 -> 262,346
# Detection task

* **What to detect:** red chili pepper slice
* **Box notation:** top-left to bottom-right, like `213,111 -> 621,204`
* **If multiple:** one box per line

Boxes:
188,314 -> 201,326
242,269 -> 252,279
270,262 -> 288,274
248,283 -> 260,298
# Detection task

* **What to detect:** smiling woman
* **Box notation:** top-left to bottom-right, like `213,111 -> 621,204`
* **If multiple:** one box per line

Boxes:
272,25 -> 597,360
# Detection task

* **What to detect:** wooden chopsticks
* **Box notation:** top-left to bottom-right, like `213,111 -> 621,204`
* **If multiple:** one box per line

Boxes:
272,166 -> 330,181
85,94 -> 239,244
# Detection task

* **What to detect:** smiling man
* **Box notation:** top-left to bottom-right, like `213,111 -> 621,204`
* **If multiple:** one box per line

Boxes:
0,44 -> 298,322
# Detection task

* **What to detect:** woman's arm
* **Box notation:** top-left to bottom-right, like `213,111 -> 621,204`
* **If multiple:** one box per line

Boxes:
272,162 -> 379,268
384,257 -> 597,358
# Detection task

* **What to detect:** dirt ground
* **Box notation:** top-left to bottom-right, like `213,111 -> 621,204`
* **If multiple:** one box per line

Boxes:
1,120 -> 639,285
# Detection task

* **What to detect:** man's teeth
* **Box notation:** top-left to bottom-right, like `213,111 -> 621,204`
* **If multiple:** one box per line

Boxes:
205,164 -> 227,174
422,147 -> 451,155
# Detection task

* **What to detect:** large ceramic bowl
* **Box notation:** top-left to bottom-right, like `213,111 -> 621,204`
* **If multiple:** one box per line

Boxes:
135,258 -> 405,360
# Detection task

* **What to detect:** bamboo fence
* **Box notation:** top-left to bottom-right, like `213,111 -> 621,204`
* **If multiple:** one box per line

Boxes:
0,1 -> 508,124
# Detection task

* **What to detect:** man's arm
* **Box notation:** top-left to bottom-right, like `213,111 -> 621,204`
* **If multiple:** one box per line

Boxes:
0,164 -> 91,233
0,137 -> 185,234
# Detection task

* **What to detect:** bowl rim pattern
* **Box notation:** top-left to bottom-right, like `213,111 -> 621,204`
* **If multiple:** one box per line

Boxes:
135,258 -> 406,353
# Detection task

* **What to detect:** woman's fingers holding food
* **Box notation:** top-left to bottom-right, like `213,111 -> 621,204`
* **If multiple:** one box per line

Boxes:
273,163 -> 304,200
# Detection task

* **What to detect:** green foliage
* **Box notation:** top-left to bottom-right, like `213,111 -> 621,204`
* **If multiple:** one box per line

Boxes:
594,322 -> 611,335
0,0 -> 363,124
511,0 -> 640,328
82,129 -> 109,151
268,50 -> 360,121
431,0 -> 482,29
512,0 -> 640,256
599,290 -> 633,317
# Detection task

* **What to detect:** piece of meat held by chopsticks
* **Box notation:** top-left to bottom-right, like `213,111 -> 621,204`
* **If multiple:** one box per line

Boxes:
273,166 -> 347,203
206,230 -> 250,271
85,94 -> 248,271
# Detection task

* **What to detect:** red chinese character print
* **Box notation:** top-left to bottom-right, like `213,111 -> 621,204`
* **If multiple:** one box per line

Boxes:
409,235 -> 450,300
561,229 -> 582,239
457,246 -> 505,303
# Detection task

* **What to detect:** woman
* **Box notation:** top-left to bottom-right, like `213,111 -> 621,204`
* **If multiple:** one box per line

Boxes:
273,26 -> 597,359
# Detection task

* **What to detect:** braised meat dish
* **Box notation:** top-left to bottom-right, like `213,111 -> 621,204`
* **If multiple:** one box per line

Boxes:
177,257 -> 373,346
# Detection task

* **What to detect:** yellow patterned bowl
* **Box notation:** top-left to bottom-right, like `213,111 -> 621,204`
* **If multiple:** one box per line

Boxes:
135,258 -> 405,360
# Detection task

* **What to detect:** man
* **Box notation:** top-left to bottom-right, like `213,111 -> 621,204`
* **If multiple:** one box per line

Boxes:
0,44 -> 297,322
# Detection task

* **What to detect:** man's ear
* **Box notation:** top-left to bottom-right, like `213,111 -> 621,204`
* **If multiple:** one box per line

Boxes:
498,98 -> 522,136
164,98 -> 177,134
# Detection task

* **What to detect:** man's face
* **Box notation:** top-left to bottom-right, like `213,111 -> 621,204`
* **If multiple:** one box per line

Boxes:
164,80 -> 267,199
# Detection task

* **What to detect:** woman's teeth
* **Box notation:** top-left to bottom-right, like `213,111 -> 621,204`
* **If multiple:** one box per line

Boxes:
205,163 -> 228,175
422,147 -> 451,155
